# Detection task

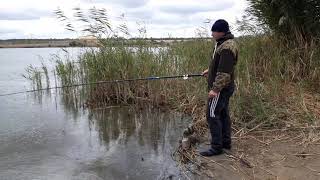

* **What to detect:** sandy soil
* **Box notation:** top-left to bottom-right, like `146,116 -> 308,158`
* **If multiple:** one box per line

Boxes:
190,130 -> 320,180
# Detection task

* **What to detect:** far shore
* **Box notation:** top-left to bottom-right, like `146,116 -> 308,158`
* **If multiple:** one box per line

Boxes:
0,43 -> 96,48
0,39 -> 97,48
0,37 -> 212,48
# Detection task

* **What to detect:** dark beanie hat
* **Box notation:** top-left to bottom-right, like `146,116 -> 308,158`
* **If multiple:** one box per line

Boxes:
211,19 -> 230,33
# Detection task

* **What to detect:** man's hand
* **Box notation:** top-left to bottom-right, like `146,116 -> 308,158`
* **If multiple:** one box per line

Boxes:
208,90 -> 218,98
202,69 -> 209,77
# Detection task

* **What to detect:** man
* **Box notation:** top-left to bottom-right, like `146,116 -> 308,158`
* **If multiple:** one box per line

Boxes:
201,19 -> 238,156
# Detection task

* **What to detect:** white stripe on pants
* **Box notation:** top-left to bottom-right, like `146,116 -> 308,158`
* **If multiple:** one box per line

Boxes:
209,93 -> 220,118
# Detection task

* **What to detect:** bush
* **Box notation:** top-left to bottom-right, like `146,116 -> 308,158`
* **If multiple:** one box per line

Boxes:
246,0 -> 320,42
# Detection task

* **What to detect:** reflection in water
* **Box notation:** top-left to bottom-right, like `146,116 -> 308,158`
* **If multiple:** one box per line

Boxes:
28,77 -> 191,180
85,107 -> 190,179
31,89 -> 191,179
89,107 -> 183,152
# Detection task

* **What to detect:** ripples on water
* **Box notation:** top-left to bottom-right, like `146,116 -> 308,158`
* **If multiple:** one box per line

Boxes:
0,48 -> 191,180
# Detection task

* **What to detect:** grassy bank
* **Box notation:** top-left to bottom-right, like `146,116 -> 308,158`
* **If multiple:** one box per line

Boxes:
25,35 -> 320,169
233,35 -> 320,130
26,35 -> 320,129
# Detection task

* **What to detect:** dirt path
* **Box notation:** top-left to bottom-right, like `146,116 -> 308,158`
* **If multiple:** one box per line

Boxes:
190,131 -> 320,180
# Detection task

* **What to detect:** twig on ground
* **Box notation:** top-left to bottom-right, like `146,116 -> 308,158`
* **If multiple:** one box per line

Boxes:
195,154 -> 232,171
248,135 -> 270,145
224,151 -> 254,169
292,153 -> 320,157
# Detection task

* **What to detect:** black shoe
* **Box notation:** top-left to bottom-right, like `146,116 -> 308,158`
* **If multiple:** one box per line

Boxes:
200,148 -> 223,157
223,144 -> 231,150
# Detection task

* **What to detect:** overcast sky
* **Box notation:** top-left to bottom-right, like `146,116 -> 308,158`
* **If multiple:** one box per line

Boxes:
0,0 -> 248,39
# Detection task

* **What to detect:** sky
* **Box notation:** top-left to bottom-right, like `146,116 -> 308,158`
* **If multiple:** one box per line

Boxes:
0,0 -> 248,39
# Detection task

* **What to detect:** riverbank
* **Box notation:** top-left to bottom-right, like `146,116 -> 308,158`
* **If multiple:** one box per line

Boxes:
0,38 -> 211,48
174,83 -> 320,179
24,35 -> 320,179
0,39 -> 96,48
182,130 -> 320,179
0,44 -> 72,48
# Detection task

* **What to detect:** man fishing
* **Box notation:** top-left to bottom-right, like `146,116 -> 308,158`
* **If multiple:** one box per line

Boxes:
201,19 -> 238,156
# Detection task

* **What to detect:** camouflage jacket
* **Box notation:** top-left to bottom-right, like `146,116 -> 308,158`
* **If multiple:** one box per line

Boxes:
207,33 -> 238,92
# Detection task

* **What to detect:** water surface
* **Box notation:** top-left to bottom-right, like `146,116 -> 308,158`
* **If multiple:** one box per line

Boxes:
0,48 -> 191,180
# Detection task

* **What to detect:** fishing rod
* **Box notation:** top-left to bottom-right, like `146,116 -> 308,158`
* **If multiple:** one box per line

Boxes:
0,73 -> 203,97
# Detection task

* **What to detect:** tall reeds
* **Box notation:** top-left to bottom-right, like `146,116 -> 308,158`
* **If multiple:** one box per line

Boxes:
24,7 -> 320,133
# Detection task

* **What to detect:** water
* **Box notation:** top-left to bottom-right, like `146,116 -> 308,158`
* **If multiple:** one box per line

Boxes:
0,48 -> 191,180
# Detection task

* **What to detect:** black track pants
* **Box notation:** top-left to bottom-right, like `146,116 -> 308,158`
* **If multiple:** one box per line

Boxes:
206,86 -> 234,150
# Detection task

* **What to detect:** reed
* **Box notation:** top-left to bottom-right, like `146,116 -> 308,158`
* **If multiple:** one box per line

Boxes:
24,8 -> 320,136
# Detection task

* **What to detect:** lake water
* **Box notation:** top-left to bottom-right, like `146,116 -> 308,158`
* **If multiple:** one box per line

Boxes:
0,48 -> 191,180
